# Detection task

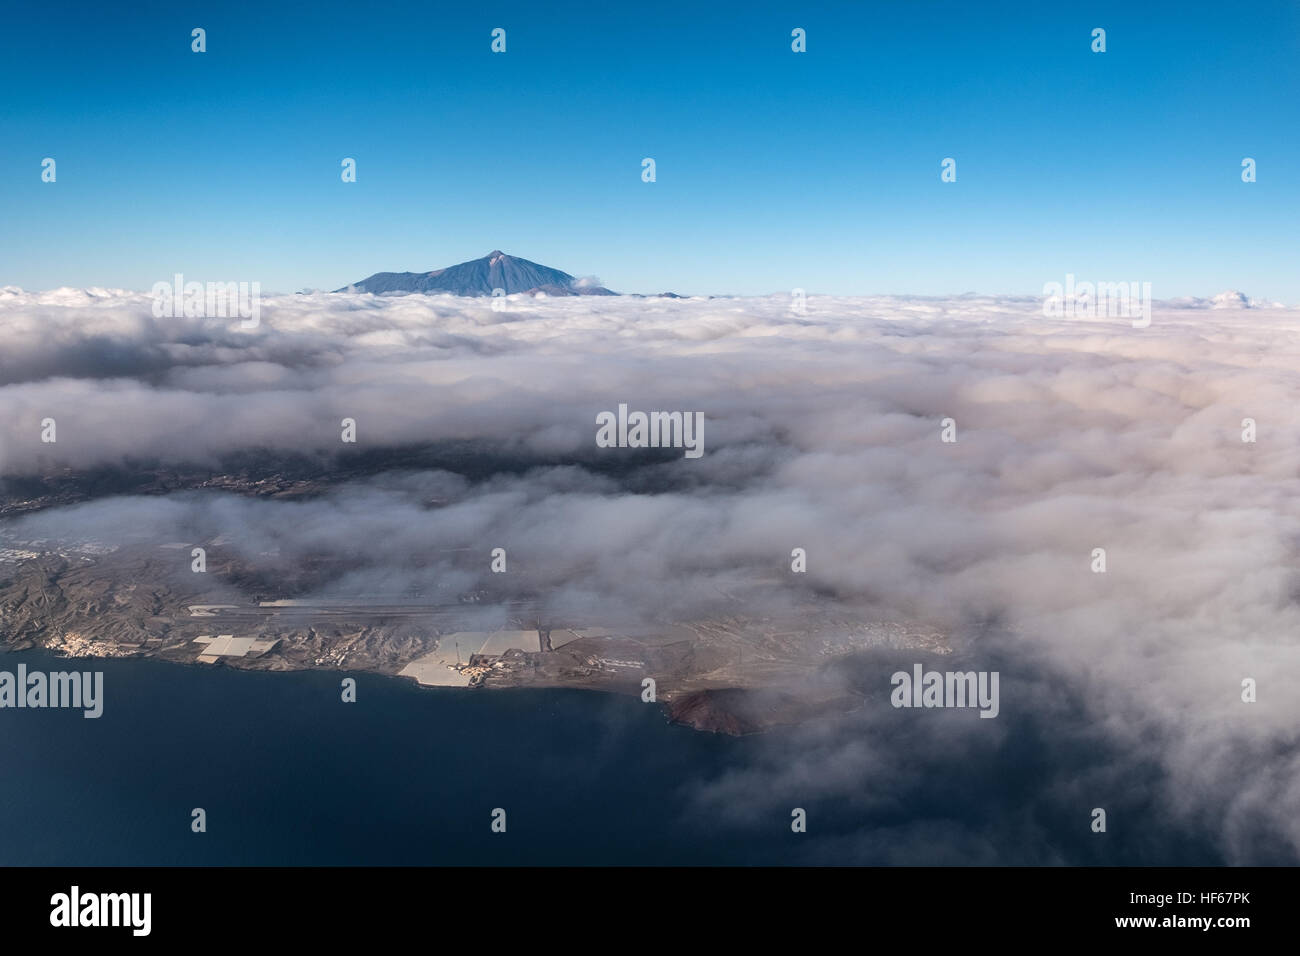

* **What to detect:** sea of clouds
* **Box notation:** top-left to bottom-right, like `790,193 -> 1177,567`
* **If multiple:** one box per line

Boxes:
1,286 -> 1298,863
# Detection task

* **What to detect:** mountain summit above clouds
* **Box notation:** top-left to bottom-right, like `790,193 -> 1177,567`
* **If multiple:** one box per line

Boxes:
336,251 -> 617,297
1165,289 -> 1287,310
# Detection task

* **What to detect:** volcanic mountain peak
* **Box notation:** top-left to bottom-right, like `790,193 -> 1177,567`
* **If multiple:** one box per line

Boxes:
337,251 -> 616,297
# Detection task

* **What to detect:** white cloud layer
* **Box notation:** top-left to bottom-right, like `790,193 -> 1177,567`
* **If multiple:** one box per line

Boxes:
2,286 -> 1298,862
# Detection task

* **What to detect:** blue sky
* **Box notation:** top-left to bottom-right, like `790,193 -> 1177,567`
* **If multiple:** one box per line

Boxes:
2,0 -> 1297,298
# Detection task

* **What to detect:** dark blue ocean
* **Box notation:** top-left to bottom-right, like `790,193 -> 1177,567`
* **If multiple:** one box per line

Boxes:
0,649 -> 794,865
0,649 -> 1232,866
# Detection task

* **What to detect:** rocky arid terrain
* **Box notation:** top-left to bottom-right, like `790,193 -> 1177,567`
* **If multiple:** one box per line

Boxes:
0,468 -> 948,734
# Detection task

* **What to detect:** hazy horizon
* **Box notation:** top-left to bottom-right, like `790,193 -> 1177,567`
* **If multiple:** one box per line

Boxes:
3,271 -> 1296,306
